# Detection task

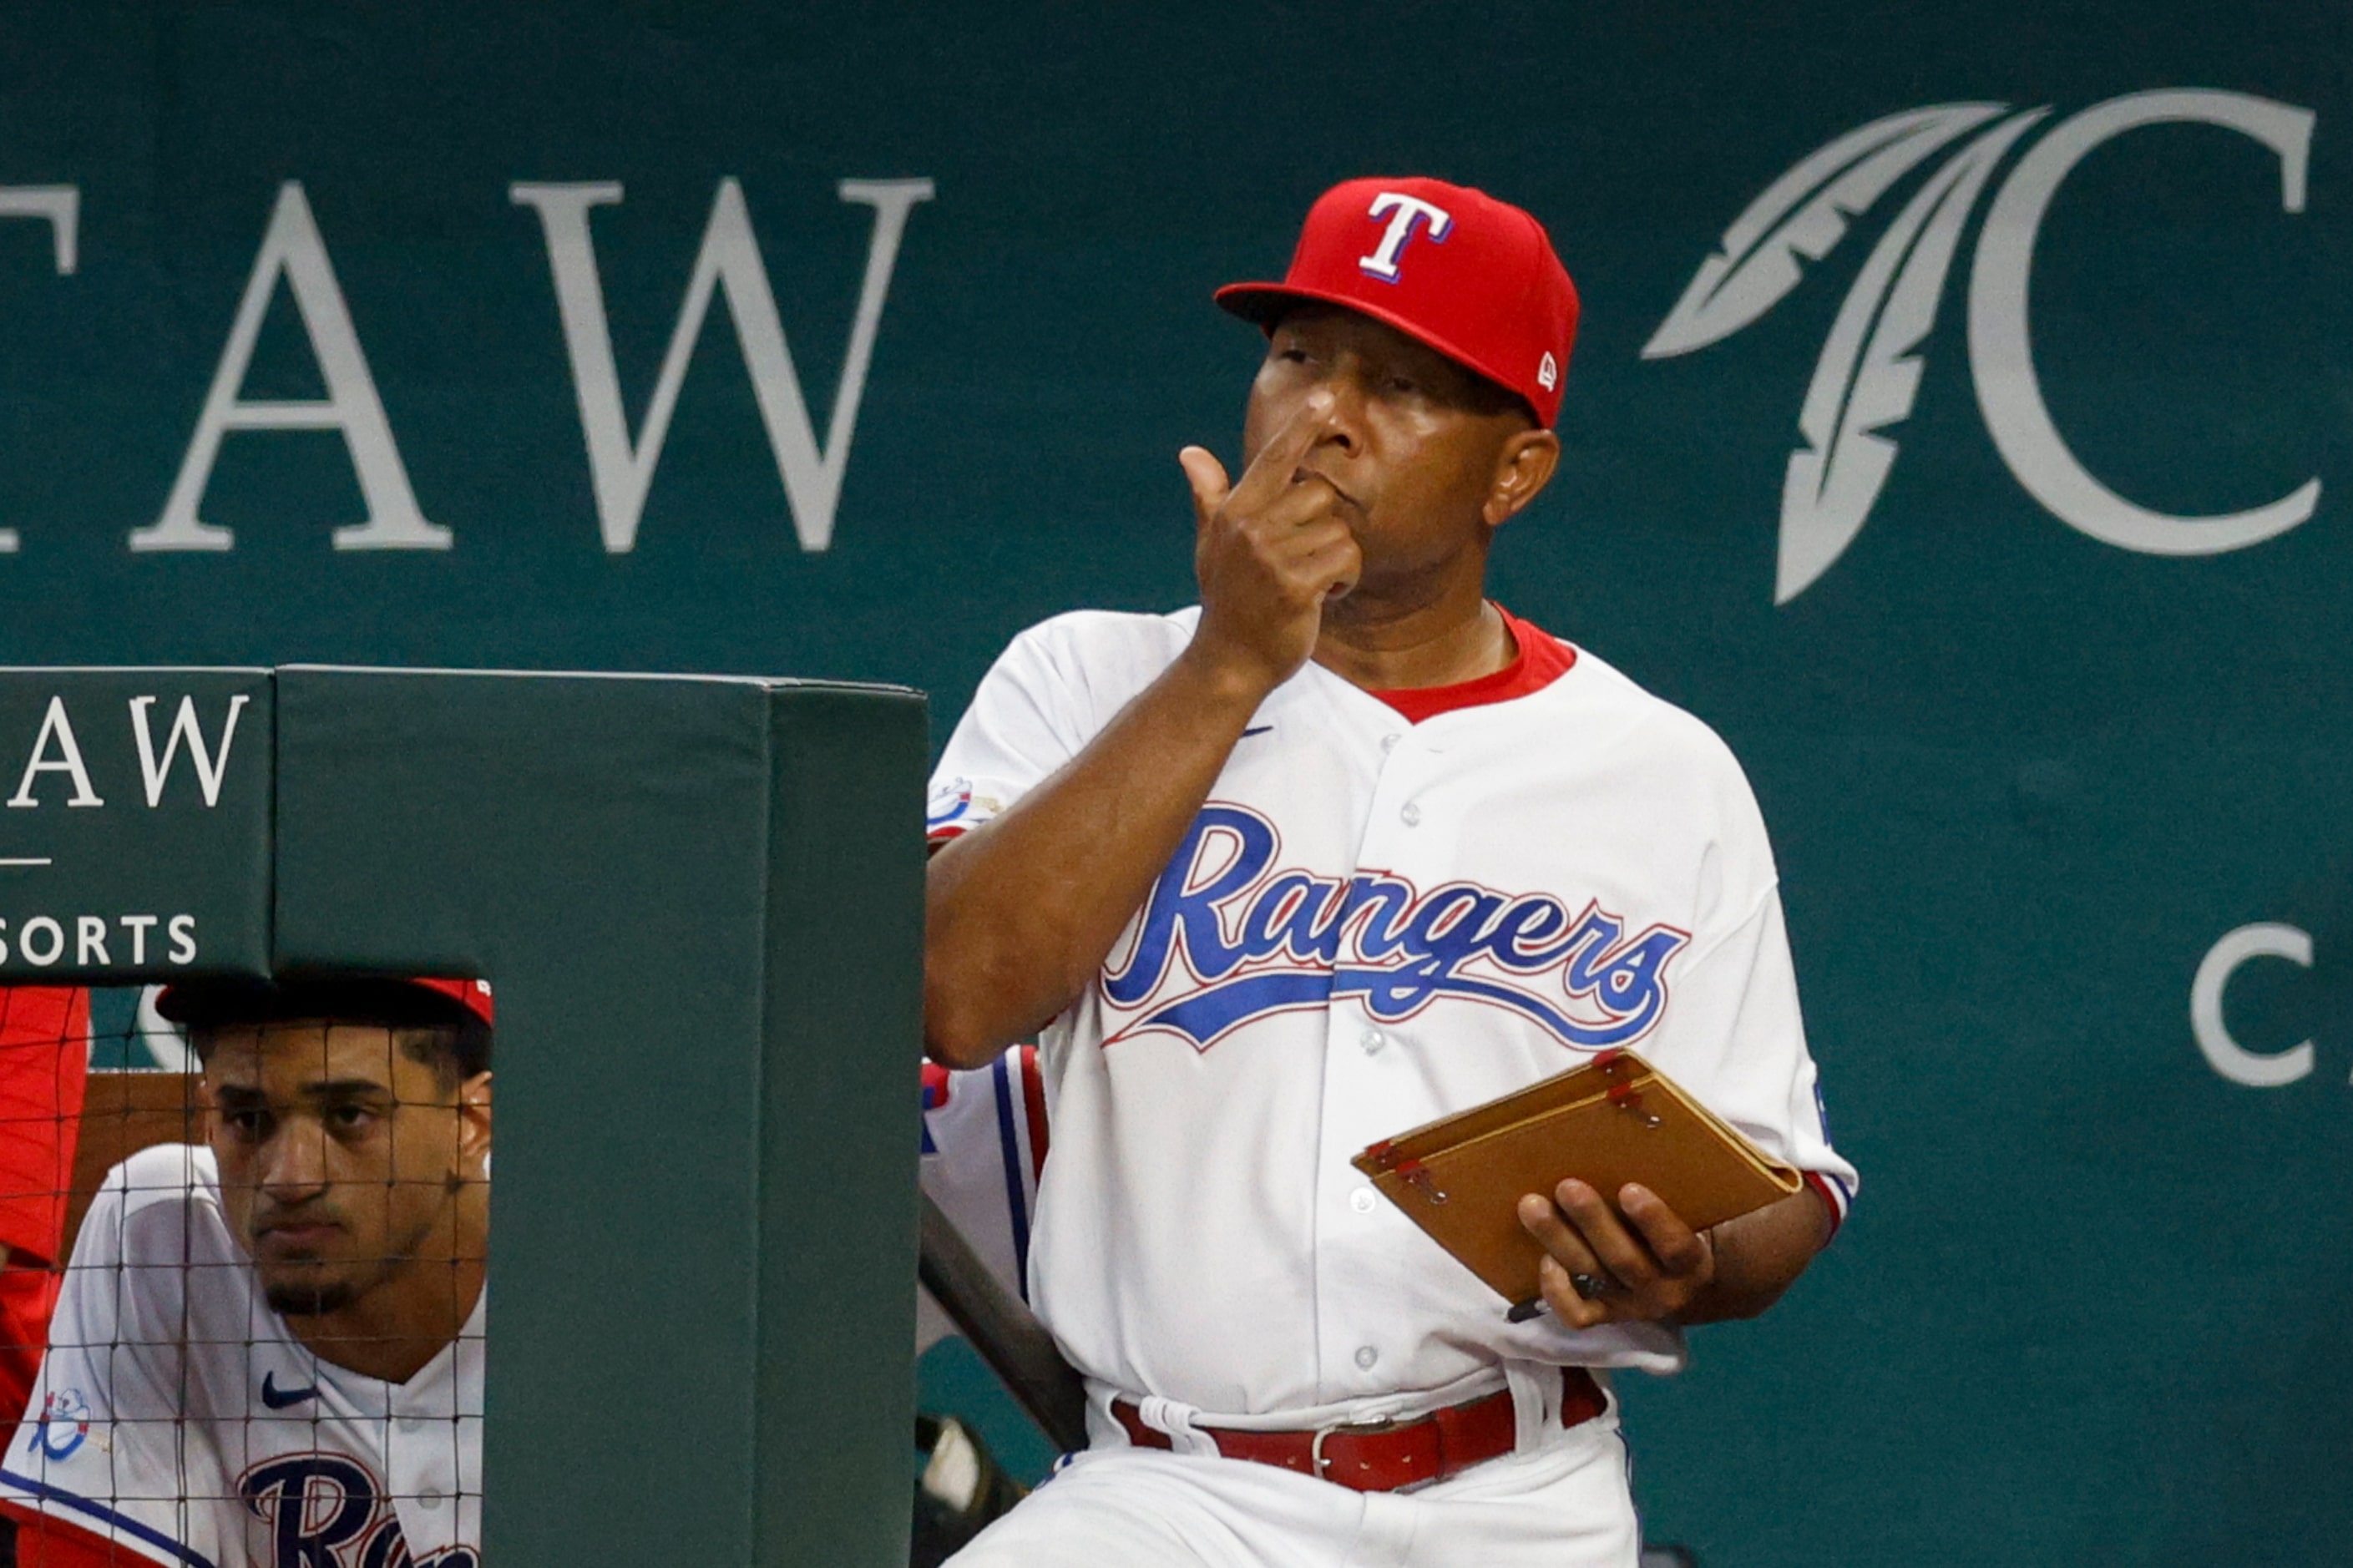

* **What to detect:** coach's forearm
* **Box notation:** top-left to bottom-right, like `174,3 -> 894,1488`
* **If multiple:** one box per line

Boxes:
1677,1185 -> 1833,1325
924,650 -> 1270,1068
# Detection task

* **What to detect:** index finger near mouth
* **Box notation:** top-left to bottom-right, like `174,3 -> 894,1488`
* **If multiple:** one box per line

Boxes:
1230,392 -> 1335,511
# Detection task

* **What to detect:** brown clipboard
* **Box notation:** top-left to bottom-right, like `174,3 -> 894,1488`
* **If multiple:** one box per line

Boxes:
1349,1049 -> 1801,1314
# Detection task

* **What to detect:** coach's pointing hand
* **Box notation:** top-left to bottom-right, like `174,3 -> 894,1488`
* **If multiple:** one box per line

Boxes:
1178,390 -> 1363,697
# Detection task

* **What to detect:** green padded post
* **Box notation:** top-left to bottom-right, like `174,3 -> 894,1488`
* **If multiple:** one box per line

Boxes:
271,668 -> 927,1566
757,686 -> 929,1568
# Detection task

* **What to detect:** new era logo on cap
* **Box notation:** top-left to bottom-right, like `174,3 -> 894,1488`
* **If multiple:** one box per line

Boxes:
1215,175 -> 1580,428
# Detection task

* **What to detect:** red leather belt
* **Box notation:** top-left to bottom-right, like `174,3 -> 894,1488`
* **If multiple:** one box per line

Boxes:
1112,1366 -> 1604,1494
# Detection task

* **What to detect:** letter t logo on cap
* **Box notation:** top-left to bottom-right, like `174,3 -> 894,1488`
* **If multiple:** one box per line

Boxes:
1358,191 -> 1454,283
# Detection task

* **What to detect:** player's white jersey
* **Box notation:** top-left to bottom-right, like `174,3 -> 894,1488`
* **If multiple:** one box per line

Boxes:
929,607 -> 1858,1424
1,1145 -> 481,1568
916,1050 -> 1048,1353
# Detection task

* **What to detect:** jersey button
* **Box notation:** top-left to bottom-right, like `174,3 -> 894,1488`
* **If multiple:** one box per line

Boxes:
1399,802 -> 1421,826
1359,1029 -> 1384,1055
1349,1186 -> 1378,1214
1380,734 -> 1401,753
417,1489 -> 446,1510
1354,1345 -> 1379,1370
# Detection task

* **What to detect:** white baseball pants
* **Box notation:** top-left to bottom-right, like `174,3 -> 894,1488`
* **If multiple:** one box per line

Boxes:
942,1410 -> 1639,1568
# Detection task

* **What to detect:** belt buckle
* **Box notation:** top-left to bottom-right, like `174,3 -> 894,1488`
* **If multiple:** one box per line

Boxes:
1310,1413 -> 1399,1482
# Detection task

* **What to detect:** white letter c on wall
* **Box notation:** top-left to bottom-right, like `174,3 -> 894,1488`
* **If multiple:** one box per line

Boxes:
1968,89 -> 2320,557
2191,922 -> 2315,1087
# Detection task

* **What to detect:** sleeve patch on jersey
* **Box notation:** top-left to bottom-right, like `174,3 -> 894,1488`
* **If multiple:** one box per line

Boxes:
26,1389 -> 89,1462
926,779 -> 1013,849
926,777 -> 974,830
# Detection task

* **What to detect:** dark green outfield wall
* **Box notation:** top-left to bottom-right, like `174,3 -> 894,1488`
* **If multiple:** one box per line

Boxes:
0,4 -> 2345,1561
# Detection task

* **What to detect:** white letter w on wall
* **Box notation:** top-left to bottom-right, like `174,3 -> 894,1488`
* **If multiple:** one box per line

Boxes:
129,695 -> 249,807
512,177 -> 934,553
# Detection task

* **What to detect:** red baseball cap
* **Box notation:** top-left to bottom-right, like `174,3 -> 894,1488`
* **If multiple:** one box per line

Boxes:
157,975 -> 493,1029
407,978 -> 496,1027
1215,176 -> 1580,429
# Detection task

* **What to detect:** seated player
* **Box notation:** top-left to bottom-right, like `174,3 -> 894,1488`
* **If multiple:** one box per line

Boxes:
0,977 -> 492,1568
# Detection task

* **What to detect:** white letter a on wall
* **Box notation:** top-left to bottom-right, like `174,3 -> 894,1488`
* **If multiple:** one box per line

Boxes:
513,176 -> 934,553
133,182 -> 448,553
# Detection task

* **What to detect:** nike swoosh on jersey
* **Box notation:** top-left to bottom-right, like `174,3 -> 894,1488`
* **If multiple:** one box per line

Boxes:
261,1372 -> 320,1409
1241,726 -> 1273,737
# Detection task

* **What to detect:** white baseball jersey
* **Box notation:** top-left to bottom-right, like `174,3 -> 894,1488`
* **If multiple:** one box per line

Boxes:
928,605 -> 1856,1426
917,1049 -> 1047,1353
0,1145 -> 482,1568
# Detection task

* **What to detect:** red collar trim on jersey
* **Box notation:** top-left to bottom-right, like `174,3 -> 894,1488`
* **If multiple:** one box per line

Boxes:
1369,605 -> 1576,724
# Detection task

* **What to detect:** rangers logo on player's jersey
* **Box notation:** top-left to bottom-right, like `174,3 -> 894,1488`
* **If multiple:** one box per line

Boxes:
1103,805 -> 1690,1052
240,1454 -> 478,1568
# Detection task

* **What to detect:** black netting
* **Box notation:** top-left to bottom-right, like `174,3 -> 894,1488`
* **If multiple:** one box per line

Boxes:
2,984 -> 487,1568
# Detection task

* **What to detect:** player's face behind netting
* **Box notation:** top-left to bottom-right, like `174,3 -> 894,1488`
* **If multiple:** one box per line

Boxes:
195,1010 -> 491,1372
3,987 -> 491,1568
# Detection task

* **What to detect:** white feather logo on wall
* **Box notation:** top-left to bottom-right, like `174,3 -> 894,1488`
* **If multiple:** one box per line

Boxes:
1647,92 -> 2321,604
1644,103 -> 2006,361
1777,110 -> 2047,603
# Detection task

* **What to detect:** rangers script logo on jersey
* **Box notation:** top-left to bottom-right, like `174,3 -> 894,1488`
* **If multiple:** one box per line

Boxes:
239,1454 -> 480,1568
1102,805 -> 1691,1052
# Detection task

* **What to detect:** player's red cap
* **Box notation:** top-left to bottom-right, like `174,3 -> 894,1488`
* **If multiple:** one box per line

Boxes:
405,978 -> 496,1027
156,976 -> 494,1029
1214,176 -> 1580,429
